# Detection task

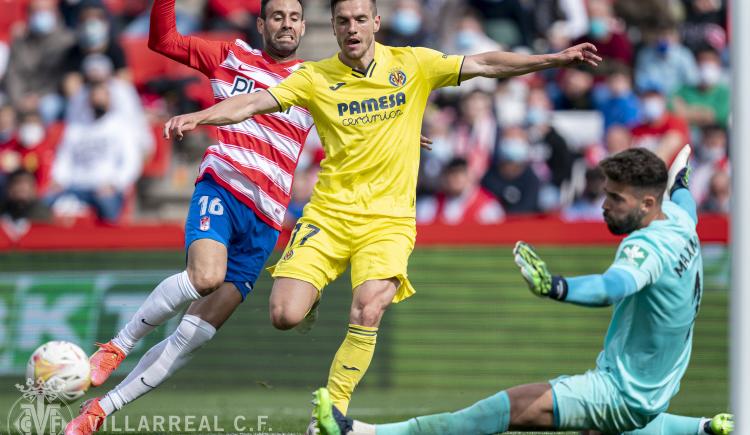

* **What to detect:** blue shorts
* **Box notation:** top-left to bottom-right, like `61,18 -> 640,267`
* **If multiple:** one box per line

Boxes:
551,369 -> 654,433
185,175 -> 280,300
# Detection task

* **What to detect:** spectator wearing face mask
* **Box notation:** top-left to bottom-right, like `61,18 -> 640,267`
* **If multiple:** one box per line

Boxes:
65,54 -> 154,157
630,86 -> 690,163
62,0 -> 129,98
634,25 -> 699,96
418,106 -> 457,196
690,125 -> 729,205
671,47 -> 729,129
441,11 -> 501,94
451,90 -> 500,182
525,87 -> 574,189
481,127 -> 540,214
700,168 -> 730,214
0,112 -> 58,190
4,0 -> 75,123
379,0 -> 430,47
572,0 -> 633,68
561,166 -> 605,222
593,64 -> 640,130
417,157 -> 504,225
0,169 -> 51,239
45,83 -> 145,223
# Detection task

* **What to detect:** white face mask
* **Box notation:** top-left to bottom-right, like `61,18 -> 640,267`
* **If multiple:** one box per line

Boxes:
80,19 -> 109,49
18,123 -> 45,148
701,146 -> 725,163
29,10 -> 56,34
642,97 -> 665,122
500,139 -> 530,162
699,63 -> 722,86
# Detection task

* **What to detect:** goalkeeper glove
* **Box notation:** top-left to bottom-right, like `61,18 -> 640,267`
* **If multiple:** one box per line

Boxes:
667,144 -> 691,197
705,413 -> 734,435
513,241 -> 568,300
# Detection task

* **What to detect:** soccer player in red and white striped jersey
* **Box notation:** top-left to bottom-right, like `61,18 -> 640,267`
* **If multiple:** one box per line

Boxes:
66,1 -> 312,433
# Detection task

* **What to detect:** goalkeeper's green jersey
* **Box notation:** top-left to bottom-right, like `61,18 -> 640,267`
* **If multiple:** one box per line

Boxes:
598,200 -> 703,415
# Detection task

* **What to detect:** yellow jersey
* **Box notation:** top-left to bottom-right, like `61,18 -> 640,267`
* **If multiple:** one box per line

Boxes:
268,43 -> 463,219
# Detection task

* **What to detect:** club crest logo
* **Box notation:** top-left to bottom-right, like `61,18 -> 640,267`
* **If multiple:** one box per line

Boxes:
200,216 -> 210,231
388,69 -> 407,87
618,244 -> 649,267
283,249 -> 294,261
7,378 -> 74,435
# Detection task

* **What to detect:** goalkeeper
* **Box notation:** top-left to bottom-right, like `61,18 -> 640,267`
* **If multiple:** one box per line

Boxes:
314,147 -> 733,435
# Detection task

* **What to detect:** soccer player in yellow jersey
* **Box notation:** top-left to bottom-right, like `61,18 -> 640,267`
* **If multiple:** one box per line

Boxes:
164,0 -> 600,427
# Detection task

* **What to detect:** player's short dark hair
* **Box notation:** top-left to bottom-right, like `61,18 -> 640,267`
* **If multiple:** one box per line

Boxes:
330,0 -> 377,16
260,0 -> 304,20
599,148 -> 667,197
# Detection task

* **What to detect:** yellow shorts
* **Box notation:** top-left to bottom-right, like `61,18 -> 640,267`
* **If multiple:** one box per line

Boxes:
268,206 -> 416,303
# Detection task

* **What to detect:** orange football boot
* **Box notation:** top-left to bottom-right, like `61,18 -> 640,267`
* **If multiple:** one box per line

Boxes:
88,341 -> 126,386
65,398 -> 106,435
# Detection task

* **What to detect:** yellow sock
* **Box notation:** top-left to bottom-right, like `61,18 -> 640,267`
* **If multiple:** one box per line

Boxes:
326,324 -> 377,415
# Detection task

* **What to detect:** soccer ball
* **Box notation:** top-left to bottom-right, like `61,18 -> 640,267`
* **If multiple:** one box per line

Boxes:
26,341 -> 91,402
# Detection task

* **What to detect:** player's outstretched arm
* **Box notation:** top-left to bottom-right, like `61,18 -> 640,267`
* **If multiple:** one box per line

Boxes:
513,241 -> 639,307
148,0 -> 191,63
460,43 -> 601,82
164,90 -> 280,139
667,144 -> 698,224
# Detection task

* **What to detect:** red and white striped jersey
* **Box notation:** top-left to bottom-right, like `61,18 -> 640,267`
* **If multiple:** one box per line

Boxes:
197,40 -> 313,230
149,0 -> 314,230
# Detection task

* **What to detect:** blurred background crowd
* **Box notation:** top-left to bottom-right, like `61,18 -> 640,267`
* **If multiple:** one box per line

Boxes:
0,0 -> 731,237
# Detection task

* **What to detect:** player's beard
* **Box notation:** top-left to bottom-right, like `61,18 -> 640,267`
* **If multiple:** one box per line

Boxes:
604,208 -> 645,235
265,32 -> 299,60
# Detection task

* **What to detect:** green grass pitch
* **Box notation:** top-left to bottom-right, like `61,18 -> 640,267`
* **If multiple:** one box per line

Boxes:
0,245 -> 728,434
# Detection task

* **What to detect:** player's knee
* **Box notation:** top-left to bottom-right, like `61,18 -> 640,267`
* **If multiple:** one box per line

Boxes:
269,304 -> 303,330
352,303 -> 385,327
187,268 -> 224,296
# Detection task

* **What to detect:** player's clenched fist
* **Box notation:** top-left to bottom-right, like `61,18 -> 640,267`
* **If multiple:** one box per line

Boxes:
163,113 -> 201,140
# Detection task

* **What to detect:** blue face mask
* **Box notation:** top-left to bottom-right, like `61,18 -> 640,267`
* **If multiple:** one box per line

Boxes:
500,139 -> 530,162
656,39 -> 671,55
526,107 -> 550,126
29,10 -> 56,35
589,18 -> 609,40
80,19 -> 109,49
392,10 -> 421,36
455,30 -> 480,51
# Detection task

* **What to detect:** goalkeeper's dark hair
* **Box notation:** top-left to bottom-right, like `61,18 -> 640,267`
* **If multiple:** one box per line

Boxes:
330,0 -> 377,16
599,148 -> 668,198
260,0 -> 304,20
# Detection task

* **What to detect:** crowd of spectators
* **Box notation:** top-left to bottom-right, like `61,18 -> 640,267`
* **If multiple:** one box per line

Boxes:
410,0 -> 730,223
0,0 -> 731,234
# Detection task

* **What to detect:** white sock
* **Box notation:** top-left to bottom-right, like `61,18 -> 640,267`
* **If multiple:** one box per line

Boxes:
700,418 -> 711,434
351,421 -> 376,435
111,271 -> 201,354
100,314 -> 216,415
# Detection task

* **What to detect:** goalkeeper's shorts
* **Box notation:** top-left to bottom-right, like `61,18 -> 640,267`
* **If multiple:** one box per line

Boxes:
268,204 -> 416,303
551,369 -> 656,433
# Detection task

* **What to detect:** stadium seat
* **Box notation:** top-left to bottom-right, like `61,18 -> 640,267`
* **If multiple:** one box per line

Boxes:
0,221 -> 13,248
120,31 -> 241,103
142,123 -> 172,177
0,0 -> 28,42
